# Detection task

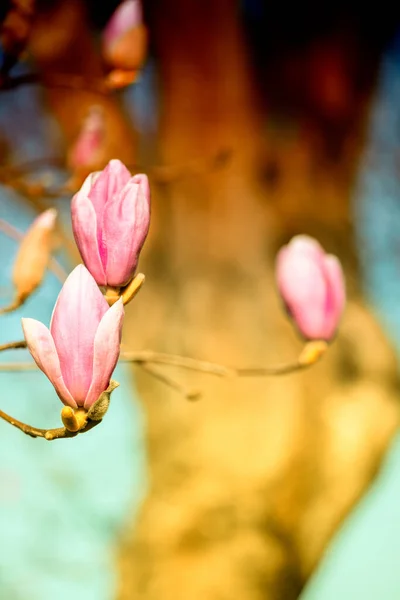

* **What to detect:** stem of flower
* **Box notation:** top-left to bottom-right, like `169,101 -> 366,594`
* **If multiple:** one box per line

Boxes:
139,362 -> 201,401
0,341 -> 328,376
121,273 -> 145,306
0,406 -> 101,440
0,340 -> 27,351
122,350 -> 236,377
0,298 -> 23,315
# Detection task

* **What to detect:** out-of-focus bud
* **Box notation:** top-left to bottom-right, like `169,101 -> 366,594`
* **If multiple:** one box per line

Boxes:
102,0 -> 147,88
67,106 -> 106,181
22,265 -> 124,416
276,235 -> 345,341
10,208 -> 57,308
71,158 -> 150,289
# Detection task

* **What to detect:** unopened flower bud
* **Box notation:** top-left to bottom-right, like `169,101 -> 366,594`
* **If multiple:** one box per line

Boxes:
276,235 -> 346,341
68,106 -> 105,175
22,265 -> 124,410
12,208 -> 57,305
71,159 -> 150,288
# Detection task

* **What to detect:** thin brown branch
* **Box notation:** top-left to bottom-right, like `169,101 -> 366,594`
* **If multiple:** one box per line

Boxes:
0,341 -> 328,376
0,407 -> 101,440
122,350 -> 236,377
235,364 -> 304,376
0,298 -> 23,315
122,341 -> 328,378
0,340 -> 27,351
139,362 -> 201,401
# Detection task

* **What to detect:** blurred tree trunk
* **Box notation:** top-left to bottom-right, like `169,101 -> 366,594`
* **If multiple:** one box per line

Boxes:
119,2 -> 400,600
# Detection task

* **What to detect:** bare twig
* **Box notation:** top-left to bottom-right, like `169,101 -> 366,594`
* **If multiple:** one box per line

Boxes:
0,299 -> 23,315
236,364 -> 304,376
0,407 -> 101,439
139,361 -> 201,401
0,340 -> 26,352
122,350 -> 236,377
0,341 -> 328,375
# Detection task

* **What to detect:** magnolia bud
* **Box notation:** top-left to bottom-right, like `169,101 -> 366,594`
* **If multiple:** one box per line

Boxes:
276,235 -> 346,341
12,208 -> 57,305
22,266 -> 124,410
71,159 -> 150,288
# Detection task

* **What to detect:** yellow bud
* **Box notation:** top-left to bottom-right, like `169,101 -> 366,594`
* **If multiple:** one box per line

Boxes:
298,340 -> 328,366
61,407 -> 88,432
104,274 -> 145,307
121,273 -> 145,306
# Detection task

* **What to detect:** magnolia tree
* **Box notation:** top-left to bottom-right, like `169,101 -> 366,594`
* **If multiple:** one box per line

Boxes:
0,158 -> 345,441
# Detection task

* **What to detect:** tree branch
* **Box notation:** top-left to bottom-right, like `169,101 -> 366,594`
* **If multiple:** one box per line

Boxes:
0,406 -> 101,440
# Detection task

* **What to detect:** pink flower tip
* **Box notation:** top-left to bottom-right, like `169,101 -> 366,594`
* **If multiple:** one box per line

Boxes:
69,106 -> 105,171
34,208 -> 57,230
102,0 -> 143,50
71,158 -> 151,288
276,235 -> 346,341
21,265 -> 124,409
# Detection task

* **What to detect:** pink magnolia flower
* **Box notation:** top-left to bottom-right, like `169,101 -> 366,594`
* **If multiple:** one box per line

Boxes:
276,235 -> 345,341
21,265 -> 124,409
71,159 -> 150,287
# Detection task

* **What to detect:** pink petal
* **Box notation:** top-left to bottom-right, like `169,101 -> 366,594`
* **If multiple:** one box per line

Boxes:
88,159 -> 132,221
79,171 -> 102,196
322,254 -> 346,338
276,247 -> 328,339
71,193 -> 107,285
50,265 -> 109,406
287,235 -> 325,263
84,298 -> 124,408
103,182 -> 150,286
21,318 -> 77,408
131,173 -> 150,207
